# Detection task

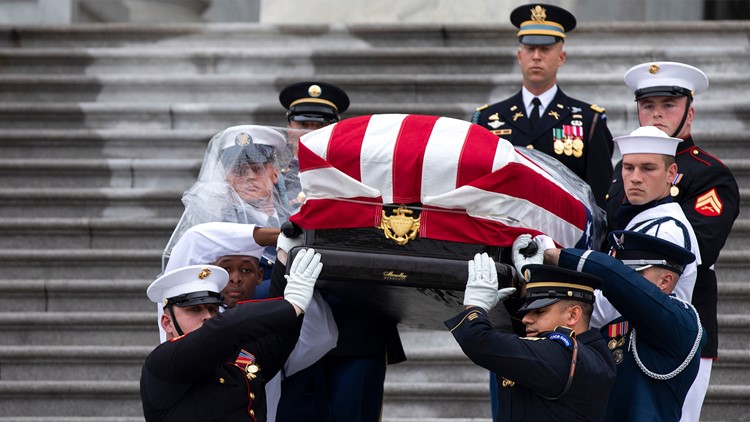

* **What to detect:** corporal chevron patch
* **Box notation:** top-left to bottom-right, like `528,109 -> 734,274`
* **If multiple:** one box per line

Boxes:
695,188 -> 723,216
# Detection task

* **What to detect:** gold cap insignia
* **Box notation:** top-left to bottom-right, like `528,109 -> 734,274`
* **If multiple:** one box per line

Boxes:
379,204 -> 421,246
235,132 -> 252,146
198,268 -> 211,280
649,64 -> 660,74
308,84 -> 322,98
530,5 -> 546,22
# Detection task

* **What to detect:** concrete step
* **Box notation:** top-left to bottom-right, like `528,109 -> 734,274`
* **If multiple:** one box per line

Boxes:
0,158 -> 198,189
0,217 -> 175,250
0,418 -> 143,422
0,381 -> 141,418
0,345 -> 149,381
0,187 -> 183,218
0,312 -> 158,347
0,45 -> 746,76
2,101 -> 750,136
0,278 -> 152,313
3,21 -> 748,49
724,218 -> 750,251
717,280 -> 750,315
0,129 -> 213,159
2,73 -> 748,104
0,248 -> 161,279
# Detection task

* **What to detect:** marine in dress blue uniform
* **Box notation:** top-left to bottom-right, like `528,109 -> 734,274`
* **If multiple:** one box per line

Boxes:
447,258 -> 616,422
472,3 -> 613,208
141,255 -> 320,422
604,62 -> 739,365
553,231 -> 705,421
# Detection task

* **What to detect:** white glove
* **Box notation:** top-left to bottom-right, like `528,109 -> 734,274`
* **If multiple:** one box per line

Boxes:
463,253 -> 501,311
284,248 -> 323,313
534,234 -> 556,252
512,233 -> 544,276
276,231 -> 304,265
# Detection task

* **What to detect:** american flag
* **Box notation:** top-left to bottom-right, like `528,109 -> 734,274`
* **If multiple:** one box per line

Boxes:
290,114 -> 597,249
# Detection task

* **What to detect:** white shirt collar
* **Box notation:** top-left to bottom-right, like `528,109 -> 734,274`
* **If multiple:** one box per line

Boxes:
522,85 -> 558,117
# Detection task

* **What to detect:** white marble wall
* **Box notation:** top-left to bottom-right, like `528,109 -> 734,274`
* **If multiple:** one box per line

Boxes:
0,0 -> 707,24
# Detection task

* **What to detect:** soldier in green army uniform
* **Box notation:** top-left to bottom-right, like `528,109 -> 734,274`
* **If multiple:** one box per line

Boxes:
472,3 -> 613,208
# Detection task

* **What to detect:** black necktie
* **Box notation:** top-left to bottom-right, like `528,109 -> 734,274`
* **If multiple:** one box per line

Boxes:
530,97 -> 541,128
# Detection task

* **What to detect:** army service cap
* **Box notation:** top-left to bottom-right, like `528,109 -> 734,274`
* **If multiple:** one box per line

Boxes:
518,264 -> 601,313
218,125 -> 287,168
625,61 -> 709,101
613,126 -> 682,157
608,230 -> 695,275
279,81 -> 350,124
147,264 -> 228,308
510,3 -> 576,45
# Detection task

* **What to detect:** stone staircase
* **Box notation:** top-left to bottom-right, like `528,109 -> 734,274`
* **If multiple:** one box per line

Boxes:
0,21 -> 747,421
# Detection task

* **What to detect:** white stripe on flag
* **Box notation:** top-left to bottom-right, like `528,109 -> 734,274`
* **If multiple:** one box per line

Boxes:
421,117 -> 472,200
423,185 -> 583,248
301,167 -> 381,200
360,114 -> 408,204
299,123 -> 336,160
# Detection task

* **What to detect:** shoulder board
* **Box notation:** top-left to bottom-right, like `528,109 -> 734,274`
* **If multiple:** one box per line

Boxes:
590,104 -> 605,113
476,104 -> 489,112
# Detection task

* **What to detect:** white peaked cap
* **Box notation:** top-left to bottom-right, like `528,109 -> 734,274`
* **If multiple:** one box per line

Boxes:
613,126 -> 682,156
165,222 -> 264,273
147,264 -> 229,305
624,61 -> 708,99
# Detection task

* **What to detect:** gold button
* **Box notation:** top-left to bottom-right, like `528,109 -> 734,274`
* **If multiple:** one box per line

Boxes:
693,150 -> 699,155
250,392 -> 255,399
250,409 -> 255,416
526,144 -> 534,149
219,378 -> 225,384
605,194 -> 610,200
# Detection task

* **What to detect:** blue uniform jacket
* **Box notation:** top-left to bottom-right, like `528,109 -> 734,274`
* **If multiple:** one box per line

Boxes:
472,88 -> 613,207
140,299 -> 300,422
559,248 -> 706,421
445,307 -> 615,421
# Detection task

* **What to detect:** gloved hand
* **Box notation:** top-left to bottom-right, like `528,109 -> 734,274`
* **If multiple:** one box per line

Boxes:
276,230 -> 304,265
463,253 -> 504,311
284,248 -> 323,313
534,234 -> 556,252
512,233 -> 544,277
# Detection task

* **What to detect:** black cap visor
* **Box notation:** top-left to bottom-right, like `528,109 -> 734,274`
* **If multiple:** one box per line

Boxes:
635,85 -> 693,101
519,297 -> 561,313
166,290 -> 225,308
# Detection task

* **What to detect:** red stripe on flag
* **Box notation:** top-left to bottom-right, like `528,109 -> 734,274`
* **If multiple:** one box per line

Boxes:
469,162 -> 586,228
325,116 -> 371,181
392,115 -> 438,204
421,208 -> 545,247
297,141 -> 332,173
290,197 -> 383,230
456,124 -> 499,188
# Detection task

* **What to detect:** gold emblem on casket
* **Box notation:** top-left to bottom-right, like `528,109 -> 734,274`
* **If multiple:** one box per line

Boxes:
380,204 -> 421,245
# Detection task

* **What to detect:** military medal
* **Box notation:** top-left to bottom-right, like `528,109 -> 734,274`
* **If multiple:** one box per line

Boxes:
608,338 -> 618,350
671,173 -> 683,197
235,349 -> 261,381
563,125 -> 583,158
613,349 -> 624,364
553,128 -> 565,155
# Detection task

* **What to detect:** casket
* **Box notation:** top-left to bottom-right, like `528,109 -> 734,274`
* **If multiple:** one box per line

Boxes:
288,114 -> 605,329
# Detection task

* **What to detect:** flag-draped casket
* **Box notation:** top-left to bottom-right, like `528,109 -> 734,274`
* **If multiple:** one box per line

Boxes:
289,114 -> 605,328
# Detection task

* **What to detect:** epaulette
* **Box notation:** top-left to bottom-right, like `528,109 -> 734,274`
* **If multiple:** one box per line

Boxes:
539,326 -> 576,348
471,104 -> 489,124
590,104 -> 605,113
